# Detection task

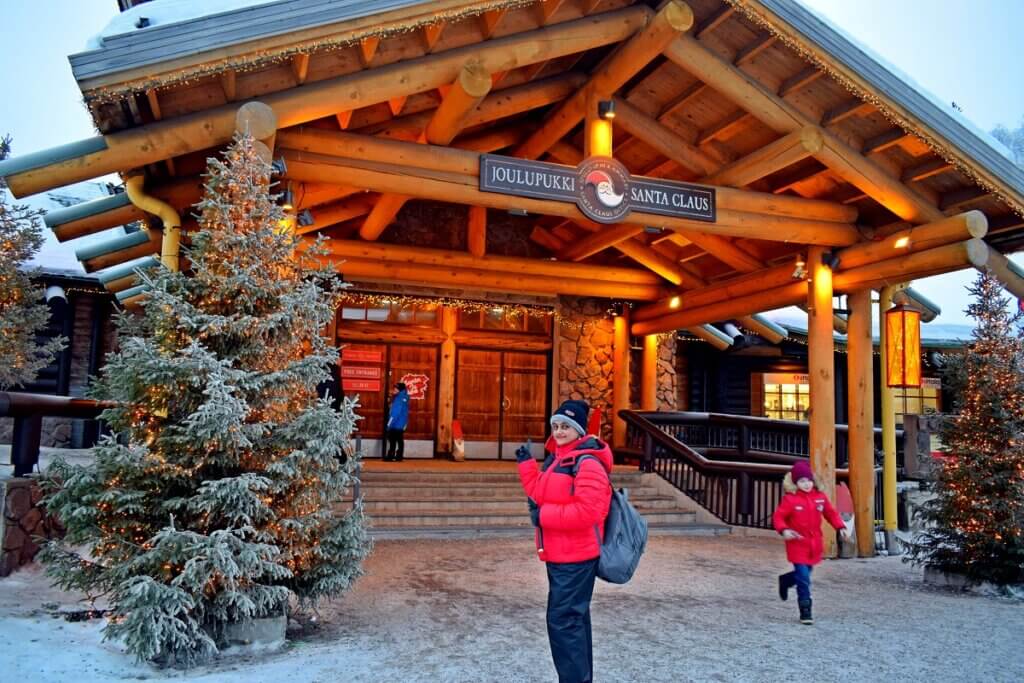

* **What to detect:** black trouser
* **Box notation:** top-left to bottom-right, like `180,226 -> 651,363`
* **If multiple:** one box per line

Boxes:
546,558 -> 598,683
385,428 -> 404,461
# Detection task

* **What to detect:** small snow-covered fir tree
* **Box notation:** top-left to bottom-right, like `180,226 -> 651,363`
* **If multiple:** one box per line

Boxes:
0,136 -> 65,388
905,270 -> 1024,585
41,132 -> 370,665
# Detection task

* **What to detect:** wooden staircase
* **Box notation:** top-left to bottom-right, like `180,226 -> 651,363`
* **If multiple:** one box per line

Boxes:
353,467 -> 730,540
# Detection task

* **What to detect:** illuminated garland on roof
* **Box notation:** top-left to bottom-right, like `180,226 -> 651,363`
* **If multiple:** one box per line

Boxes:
82,0 -> 539,105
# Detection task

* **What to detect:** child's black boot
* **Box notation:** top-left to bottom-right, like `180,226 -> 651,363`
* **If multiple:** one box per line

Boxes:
777,572 -> 794,601
798,598 -> 813,625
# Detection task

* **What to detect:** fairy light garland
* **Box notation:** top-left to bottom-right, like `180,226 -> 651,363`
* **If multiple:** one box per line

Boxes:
82,0 -> 538,106
339,290 -> 558,322
723,0 -> 1024,220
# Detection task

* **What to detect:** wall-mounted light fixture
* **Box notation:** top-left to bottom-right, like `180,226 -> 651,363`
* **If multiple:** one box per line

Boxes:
280,182 -> 295,211
598,100 -> 616,121
821,250 -> 840,270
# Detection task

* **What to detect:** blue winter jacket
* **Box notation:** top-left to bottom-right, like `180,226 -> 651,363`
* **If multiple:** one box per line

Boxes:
387,390 -> 410,430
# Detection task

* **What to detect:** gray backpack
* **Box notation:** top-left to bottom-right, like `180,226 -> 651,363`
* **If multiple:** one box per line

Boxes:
574,455 -> 648,584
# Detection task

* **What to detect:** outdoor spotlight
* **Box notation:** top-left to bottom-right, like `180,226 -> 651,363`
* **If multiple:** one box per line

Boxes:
893,235 -> 911,249
271,157 -> 288,175
821,251 -> 840,270
297,209 -> 315,227
598,100 -> 616,121
792,254 -> 807,280
508,208 -> 528,216
669,295 -> 681,309
280,183 -> 295,211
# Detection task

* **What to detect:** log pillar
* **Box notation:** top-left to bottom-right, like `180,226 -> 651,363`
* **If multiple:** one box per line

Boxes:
807,246 -> 837,557
641,334 -> 658,411
878,283 -> 906,553
612,305 -> 631,448
846,288 -> 876,557
437,307 -> 458,454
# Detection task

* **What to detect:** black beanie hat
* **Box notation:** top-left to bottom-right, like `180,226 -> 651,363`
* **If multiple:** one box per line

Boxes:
550,400 -> 589,436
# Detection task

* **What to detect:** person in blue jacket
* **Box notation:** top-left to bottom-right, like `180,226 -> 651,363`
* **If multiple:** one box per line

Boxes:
385,382 -> 410,462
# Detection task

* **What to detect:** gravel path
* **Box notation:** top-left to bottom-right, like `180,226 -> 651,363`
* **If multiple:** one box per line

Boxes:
1,534 -> 1020,682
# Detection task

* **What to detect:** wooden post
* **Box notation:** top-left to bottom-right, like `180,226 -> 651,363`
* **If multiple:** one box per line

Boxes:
846,288 -> 875,557
437,307 -> 458,454
878,284 -> 905,553
641,334 -> 658,410
807,246 -> 837,557
612,305 -> 631,448
467,206 -> 487,257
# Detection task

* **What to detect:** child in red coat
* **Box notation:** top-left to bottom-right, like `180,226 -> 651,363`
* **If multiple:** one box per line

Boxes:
772,460 -> 850,625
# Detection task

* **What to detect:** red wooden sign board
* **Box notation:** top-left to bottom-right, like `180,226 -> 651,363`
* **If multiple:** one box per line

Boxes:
341,365 -> 381,379
343,378 -> 381,392
342,348 -> 383,363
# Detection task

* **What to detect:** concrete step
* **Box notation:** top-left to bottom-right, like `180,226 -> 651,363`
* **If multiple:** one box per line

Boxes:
362,494 -> 683,514
370,523 -> 731,541
364,507 -> 698,528
359,484 -> 666,500
358,471 -> 647,486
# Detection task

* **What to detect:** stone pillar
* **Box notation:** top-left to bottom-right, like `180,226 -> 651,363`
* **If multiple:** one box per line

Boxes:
1,477 -> 64,577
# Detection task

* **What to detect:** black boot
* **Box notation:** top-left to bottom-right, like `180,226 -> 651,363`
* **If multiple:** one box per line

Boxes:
798,598 -> 813,625
778,573 -> 793,601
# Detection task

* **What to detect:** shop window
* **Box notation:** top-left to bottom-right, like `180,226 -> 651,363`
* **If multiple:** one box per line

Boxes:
340,301 -> 437,325
893,377 -> 941,425
761,372 -> 810,421
458,308 -> 552,335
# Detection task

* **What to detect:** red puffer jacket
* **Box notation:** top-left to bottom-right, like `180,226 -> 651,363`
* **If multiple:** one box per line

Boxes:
772,473 -> 846,565
517,435 -> 613,563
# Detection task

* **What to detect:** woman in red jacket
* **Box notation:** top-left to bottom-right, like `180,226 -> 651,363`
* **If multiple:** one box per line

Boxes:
516,400 -> 612,683
772,460 -> 850,625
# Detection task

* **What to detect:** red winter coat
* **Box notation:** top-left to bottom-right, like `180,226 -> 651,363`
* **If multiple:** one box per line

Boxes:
517,435 -> 613,564
772,473 -> 846,566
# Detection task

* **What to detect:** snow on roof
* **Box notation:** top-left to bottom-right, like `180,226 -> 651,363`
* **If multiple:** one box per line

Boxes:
86,0 -> 279,49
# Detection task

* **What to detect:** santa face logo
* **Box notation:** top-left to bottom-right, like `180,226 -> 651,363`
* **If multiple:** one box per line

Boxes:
577,157 -> 631,223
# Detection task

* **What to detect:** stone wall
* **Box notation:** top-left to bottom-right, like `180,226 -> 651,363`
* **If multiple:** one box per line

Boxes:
556,297 -> 615,443
0,476 -> 63,576
657,335 -> 678,411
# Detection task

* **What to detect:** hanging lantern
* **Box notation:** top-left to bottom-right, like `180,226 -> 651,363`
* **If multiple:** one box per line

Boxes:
885,304 -> 922,388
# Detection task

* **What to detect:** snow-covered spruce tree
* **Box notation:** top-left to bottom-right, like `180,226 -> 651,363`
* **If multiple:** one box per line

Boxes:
41,132 -> 370,665
0,135 -> 65,388
905,270 -> 1024,585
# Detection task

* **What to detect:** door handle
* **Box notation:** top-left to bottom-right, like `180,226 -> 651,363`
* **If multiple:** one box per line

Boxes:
502,396 -> 511,411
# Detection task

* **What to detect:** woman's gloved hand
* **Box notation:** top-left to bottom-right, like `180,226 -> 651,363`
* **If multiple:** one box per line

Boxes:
515,438 -> 533,463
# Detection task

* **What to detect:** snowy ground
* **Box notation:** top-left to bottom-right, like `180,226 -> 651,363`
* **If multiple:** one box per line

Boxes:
0,534 -> 1021,682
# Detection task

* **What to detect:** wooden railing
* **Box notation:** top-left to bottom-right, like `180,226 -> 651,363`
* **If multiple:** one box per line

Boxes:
0,392 -> 111,476
621,410 -> 884,529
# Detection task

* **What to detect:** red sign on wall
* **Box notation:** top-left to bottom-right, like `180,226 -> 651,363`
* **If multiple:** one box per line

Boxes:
400,373 -> 430,400
341,365 -> 381,379
343,378 -> 381,392
342,348 -> 383,363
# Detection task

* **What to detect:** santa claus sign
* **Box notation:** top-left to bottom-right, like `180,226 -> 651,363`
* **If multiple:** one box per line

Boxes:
400,373 -> 429,400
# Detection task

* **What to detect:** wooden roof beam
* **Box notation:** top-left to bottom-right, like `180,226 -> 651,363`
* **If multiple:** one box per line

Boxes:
777,66 -> 822,98
901,157 -> 954,183
295,195 -> 376,235
220,70 -> 237,102
538,0 -> 569,25
559,224 -> 645,260
283,151 -> 859,245
582,0 -> 605,14
360,62 -> 492,241
632,239 -> 989,334
695,5 -> 735,39
479,9 -> 506,39
612,97 -> 718,175
939,186 -> 990,212
862,128 -> 909,155
530,225 -> 567,251
734,35 -> 777,67
291,53 -> 310,85
701,126 -> 824,187
981,245 -> 1024,299
422,22 -> 446,53
514,1 -> 694,159
821,99 -> 872,128
664,34 -> 944,223
0,6 -> 651,198
697,110 -> 752,146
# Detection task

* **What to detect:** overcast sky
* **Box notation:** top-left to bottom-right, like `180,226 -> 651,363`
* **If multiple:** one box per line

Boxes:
2,0 -> 1023,329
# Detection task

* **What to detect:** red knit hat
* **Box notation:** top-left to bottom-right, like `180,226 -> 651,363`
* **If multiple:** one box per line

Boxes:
791,460 -> 814,482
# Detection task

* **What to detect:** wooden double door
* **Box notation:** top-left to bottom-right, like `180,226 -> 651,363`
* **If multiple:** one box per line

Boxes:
455,349 -> 549,459
340,342 -> 438,458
